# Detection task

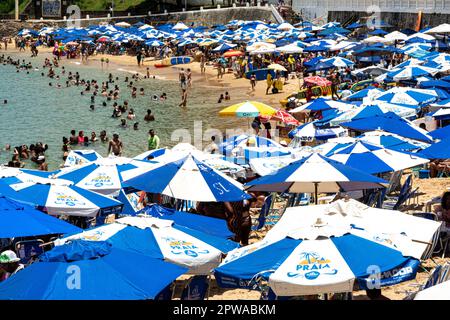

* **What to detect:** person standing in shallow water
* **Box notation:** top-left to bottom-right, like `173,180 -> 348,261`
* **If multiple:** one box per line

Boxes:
108,134 -> 123,156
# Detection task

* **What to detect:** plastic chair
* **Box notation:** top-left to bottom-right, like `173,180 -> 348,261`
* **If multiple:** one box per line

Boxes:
15,239 -> 44,265
180,275 -> 210,300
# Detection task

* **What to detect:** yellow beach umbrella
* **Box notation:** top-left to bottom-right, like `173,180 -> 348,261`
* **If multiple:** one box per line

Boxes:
268,63 -> 288,72
219,101 -> 277,117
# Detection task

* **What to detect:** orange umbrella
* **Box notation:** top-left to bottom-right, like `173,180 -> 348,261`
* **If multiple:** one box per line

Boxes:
304,76 -> 331,87
223,50 -> 244,58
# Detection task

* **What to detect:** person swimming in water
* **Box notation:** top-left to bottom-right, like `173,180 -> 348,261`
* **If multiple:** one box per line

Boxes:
144,109 -> 155,121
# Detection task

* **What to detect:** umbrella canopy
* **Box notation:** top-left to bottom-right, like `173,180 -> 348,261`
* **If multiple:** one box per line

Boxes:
223,49 -> 244,58
0,180 -> 123,218
267,63 -> 287,72
0,240 -> 187,300
219,101 -> 277,117
172,22 -> 189,30
115,22 -> 131,28
376,89 -> 437,106
214,233 -> 419,296
429,125 -> 450,140
303,76 -> 332,87
341,112 -> 434,143
259,109 -> 300,125
122,154 -> 251,202
56,157 -> 150,196
55,217 -> 239,274
418,138 -> 450,159
328,141 -> 429,174
63,150 -> 103,167
289,98 -> 353,113
329,103 -> 417,126
213,43 -> 237,52
0,195 -> 81,238
288,121 -> 347,142
219,134 -> 282,155
275,43 -> 303,53
386,66 -> 439,81
414,280 -> 450,300
358,131 -> 425,152
345,88 -> 384,101
245,153 -> 387,198
321,57 -> 354,68
423,23 -> 450,34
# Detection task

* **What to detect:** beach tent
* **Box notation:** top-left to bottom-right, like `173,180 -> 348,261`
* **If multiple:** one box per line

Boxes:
0,195 -> 81,238
55,217 -> 239,274
328,141 -> 429,174
340,112 -> 434,143
0,240 -> 187,300
244,153 -> 387,202
122,154 -> 251,202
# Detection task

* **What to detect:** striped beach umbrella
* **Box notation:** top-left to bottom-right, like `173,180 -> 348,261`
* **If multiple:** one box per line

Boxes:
214,233 -> 420,296
328,141 -> 429,174
122,154 -> 251,202
219,101 -> 277,117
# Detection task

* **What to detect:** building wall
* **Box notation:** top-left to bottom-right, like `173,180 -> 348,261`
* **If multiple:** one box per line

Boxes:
292,0 -> 450,22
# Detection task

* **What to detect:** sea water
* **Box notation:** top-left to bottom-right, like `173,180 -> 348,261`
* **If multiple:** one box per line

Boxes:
0,53 -> 244,170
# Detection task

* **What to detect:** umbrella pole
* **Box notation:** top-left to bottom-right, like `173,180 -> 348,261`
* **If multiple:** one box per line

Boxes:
314,182 -> 318,205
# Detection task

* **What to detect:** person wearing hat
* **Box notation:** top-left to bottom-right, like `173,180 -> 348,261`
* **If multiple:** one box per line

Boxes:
0,250 -> 24,282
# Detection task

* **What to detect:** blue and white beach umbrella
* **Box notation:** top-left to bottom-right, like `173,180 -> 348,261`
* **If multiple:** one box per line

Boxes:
344,88 -> 384,102
289,98 -> 354,113
328,141 -> 429,174
64,150 -> 103,167
385,66 -> 439,81
357,131 -> 427,152
329,102 -> 417,126
0,178 -> 123,217
245,153 -> 387,199
55,216 -> 239,274
321,57 -> 354,68
0,240 -> 187,300
214,233 -> 419,296
123,154 -> 251,202
288,121 -> 347,142
57,157 -> 152,196
376,89 -> 437,105
219,134 -> 282,155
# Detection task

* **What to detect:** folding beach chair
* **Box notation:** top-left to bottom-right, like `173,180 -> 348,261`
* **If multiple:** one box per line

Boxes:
251,194 -> 273,232
382,175 -> 412,210
154,283 -> 174,300
180,275 -> 210,300
411,212 -> 442,260
15,239 -> 44,265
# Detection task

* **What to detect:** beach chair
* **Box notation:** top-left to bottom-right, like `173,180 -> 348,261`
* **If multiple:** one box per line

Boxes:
404,264 -> 444,300
251,194 -> 273,232
180,275 -> 210,300
385,170 -> 403,195
154,283 -> 174,300
382,175 -> 412,210
14,239 -> 44,265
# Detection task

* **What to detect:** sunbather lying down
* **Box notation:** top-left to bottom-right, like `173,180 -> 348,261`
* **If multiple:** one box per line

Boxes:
429,159 -> 450,178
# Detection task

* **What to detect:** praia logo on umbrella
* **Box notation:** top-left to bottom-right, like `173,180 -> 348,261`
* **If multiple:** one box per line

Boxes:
85,173 -> 114,188
287,252 -> 338,280
54,193 -> 86,207
163,237 -> 210,258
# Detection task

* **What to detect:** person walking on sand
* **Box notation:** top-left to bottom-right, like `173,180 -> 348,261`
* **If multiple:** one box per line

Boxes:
250,73 -> 257,91
266,72 -> 273,95
136,49 -> 143,67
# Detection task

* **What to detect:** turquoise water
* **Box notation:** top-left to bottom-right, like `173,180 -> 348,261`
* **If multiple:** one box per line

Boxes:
0,53 -> 244,170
